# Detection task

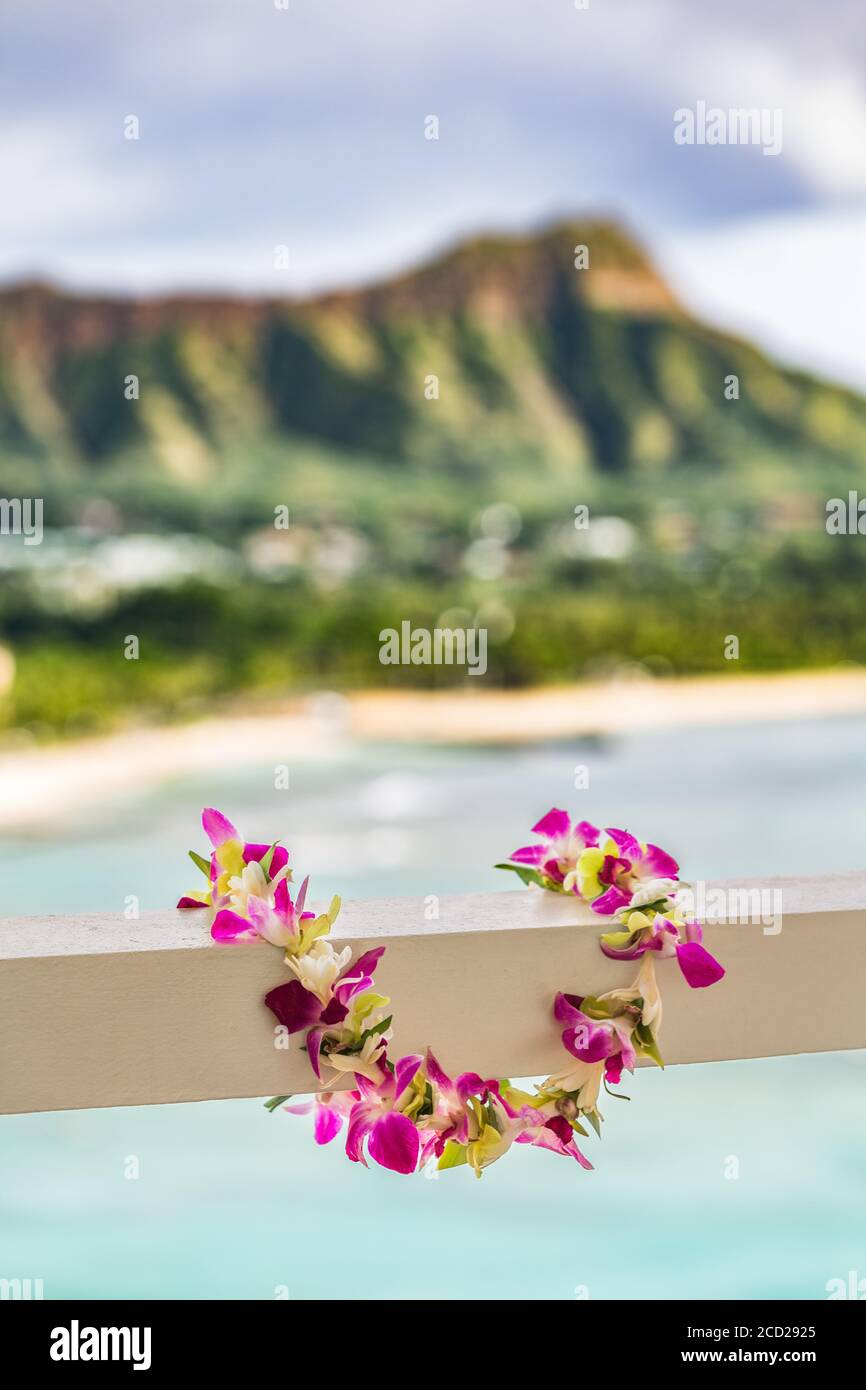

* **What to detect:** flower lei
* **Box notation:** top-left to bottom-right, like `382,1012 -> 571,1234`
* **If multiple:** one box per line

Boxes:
178,806 -> 724,1177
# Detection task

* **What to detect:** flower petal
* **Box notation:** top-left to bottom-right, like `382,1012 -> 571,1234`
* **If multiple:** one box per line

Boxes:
565,1024 -> 615,1064
264,979 -> 323,1033
243,841 -> 269,864
574,820 -> 600,848
591,885 -> 632,915
270,845 -> 290,876
675,941 -> 725,988
604,827 -> 641,859
425,1048 -> 452,1092
202,808 -> 239,848
294,875 -> 310,916
605,1054 -> 624,1085
531,808 -> 571,839
355,1060 -> 392,1099
555,995 -> 616,1062
211,908 -> 255,942
313,1101 -> 344,1145
319,997 -> 349,1026
642,843 -> 679,879
273,876 -> 290,919
305,1028 -> 326,1079
544,1114 -> 573,1145
553,992 -> 585,1027
368,1110 -> 420,1174
394,1053 -> 423,1101
334,945 -> 386,1004
455,1071 -> 492,1100
510,844 -> 548,865
599,929 -> 644,960
678,917 -> 704,944
345,1100 -> 378,1165
243,842 -> 290,877
350,946 -> 386,980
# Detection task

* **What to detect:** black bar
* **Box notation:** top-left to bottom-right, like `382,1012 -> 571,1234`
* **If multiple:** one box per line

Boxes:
0,1298 -> 861,1371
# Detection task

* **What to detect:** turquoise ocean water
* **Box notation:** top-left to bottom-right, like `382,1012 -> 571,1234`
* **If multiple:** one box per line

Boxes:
1,715 -> 865,1299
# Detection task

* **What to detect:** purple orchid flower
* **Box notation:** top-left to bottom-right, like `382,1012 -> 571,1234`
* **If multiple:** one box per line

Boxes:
514,1110 -> 594,1168
588,828 -> 679,914
176,807 -> 289,910
344,1055 -> 426,1174
211,875 -> 313,945
283,1090 -> 359,1146
424,1049 -> 502,1150
509,808 -> 600,888
599,915 -> 725,989
554,991 -> 637,1086
200,807 -> 289,876
264,946 -> 386,1076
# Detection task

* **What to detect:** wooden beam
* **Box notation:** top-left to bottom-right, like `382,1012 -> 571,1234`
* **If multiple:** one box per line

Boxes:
1,874 -> 865,1115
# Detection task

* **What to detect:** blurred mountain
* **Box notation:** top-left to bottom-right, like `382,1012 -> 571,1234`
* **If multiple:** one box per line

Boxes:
3,218 -> 866,506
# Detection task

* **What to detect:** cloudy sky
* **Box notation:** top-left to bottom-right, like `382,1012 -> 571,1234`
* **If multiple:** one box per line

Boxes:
2,0 -> 865,386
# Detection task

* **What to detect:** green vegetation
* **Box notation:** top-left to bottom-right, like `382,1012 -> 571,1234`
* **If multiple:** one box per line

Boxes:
1,220 -> 865,738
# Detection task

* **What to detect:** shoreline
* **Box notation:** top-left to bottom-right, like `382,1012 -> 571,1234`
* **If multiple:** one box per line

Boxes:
2,667 -> 866,832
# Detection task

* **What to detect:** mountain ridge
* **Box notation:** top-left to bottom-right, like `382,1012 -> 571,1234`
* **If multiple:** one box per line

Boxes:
0,217 -> 678,319
1,217 -> 865,495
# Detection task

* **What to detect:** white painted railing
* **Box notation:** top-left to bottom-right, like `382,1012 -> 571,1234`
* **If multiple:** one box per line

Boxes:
1,874 -> 865,1115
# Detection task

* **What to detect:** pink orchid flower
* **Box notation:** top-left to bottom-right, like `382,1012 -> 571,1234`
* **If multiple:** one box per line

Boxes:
264,946 -> 386,1074
509,808 -> 600,888
176,807 -> 289,910
283,1090 -> 358,1146
211,875 -> 312,945
513,1107 -> 594,1169
487,1082 -> 594,1168
421,1054 -> 593,1174
200,806 -> 289,874
345,1055 -> 426,1174
599,914 -> 725,989
424,1049 -> 502,1150
554,991 -> 637,1086
436,1079 -> 594,1175
584,828 -> 679,914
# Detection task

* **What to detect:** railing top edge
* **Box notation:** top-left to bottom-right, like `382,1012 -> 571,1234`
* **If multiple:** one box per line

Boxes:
1,871 -> 866,961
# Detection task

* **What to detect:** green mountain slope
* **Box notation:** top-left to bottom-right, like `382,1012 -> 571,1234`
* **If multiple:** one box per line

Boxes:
2,218 -> 866,510
3,219 -> 866,738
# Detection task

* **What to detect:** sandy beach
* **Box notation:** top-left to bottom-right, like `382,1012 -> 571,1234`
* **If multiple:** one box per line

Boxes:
2,666 -> 866,832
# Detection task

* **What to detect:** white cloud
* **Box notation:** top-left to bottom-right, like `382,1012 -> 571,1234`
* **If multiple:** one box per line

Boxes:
660,204 -> 866,391
784,70 -> 866,196
0,119 -> 175,243
1,0 -> 865,391
685,38 -> 866,196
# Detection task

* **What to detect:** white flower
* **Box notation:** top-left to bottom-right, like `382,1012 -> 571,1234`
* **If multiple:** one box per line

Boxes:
228,860 -> 289,915
286,939 -> 352,1004
228,860 -> 269,913
606,954 -> 663,1035
636,954 -> 662,1033
624,878 -> 678,911
326,1028 -> 392,1084
542,1059 -> 603,1112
